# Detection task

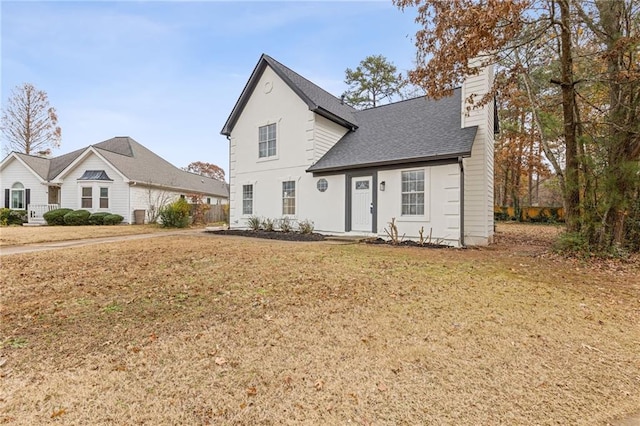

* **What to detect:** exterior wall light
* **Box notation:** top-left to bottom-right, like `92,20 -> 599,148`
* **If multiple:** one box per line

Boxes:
379,181 -> 386,191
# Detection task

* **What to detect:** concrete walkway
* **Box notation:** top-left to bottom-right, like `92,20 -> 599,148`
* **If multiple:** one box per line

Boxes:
0,228 -> 205,256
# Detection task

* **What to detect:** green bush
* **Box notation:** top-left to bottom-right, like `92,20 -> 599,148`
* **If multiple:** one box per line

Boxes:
553,232 -> 589,255
0,208 -> 26,226
10,210 -> 27,225
246,216 -> 262,231
103,214 -> 124,225
88,212 -> 111,225
43,208 -> 73,226
159,198 -> 190,228
63,209 -> 91,226
0,208 -> 9,226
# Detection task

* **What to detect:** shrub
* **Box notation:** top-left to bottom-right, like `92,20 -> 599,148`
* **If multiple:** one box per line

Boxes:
43,208 -> 73,226
246,215 -> 262,231
0,208 -> 26,226
261,217 -> 275,231
0,208 -> 9,226
103,214 -> 124,225
279,216 -> 292,233
63,209 -> 91,226
9,210 -> 27,225
88,212 -> 111,225
159,198 -> 191,228
553,232 -> 589,255
297,219 -> 314,234
494,207 -> 509,221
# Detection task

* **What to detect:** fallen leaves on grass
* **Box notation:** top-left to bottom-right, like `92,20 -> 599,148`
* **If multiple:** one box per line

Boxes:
0,226 -> 638,425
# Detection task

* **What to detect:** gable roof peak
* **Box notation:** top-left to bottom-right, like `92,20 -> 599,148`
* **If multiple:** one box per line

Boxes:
221,54 -> 358,136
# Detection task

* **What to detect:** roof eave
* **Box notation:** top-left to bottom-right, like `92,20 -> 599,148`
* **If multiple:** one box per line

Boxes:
314,107 -> 358,131
306,151 -> 472,174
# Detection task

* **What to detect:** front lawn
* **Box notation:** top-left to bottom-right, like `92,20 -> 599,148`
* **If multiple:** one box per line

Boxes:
0,224 -> 174,247
0,225 -> 638,424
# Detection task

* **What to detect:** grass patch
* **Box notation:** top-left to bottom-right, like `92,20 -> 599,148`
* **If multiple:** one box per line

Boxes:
0,226 -> 638,424
0,224 -> 172,246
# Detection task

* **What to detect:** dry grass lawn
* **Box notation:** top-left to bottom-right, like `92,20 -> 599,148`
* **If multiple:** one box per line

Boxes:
0,224 -> 639,425
0,225 -> 173,247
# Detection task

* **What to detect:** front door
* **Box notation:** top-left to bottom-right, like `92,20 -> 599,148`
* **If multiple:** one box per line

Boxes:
351,176 -> 372,232
48,186 -> 60,204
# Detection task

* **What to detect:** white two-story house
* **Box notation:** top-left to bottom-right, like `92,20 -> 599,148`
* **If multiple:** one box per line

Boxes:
221,54 -> 495,246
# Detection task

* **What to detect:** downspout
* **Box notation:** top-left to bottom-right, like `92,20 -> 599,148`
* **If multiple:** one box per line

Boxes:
226,135 -> 232,226
458,157 -> 465,247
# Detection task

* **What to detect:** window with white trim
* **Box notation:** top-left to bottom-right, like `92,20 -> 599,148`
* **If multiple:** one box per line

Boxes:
99,187 -> 109,208
10,182 -> 25,209
282,181 -> 295,215
81,187 -> 92,208
258,123 -> 276,158
242,184 -> 253,215
401,170 -> 425,216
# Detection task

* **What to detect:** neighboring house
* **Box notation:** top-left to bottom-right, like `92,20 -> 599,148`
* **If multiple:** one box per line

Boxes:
222,54 -> 496,246
0,136 -> 229,224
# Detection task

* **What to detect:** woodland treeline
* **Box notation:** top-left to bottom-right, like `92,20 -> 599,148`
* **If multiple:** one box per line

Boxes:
395,0 -> 639,252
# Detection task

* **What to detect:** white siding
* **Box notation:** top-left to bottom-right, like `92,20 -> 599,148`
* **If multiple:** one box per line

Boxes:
0,157 -> 47,207
130,185 -> 183,224
378,163 -> 461,246
58,153 -> 132,221
313,115 -> 348,161
461,61 -> 495,245
229,65 -> 348,231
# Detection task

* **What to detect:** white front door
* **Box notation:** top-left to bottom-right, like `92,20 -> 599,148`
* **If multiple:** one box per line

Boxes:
351,177 -> 372,232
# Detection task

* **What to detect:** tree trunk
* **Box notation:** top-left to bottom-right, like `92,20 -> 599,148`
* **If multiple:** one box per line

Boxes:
558,0 -> 581,232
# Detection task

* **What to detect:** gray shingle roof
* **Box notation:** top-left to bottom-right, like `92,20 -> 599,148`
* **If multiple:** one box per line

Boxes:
5,137 -> 228,198
307,88 -> 478,173
92,137 -> 229,197
221,54 -> 358,136
13,153 -> 50,180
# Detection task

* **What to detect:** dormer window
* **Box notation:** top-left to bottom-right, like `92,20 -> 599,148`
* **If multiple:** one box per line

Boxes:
258,123 -> 276,158
78,170 -> 112,181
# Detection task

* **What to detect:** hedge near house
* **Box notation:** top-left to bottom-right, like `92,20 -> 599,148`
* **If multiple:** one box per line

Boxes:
43,208 -> 73,226
88,212 -> 111,225
63,210 -> 91,226
103,214 -> 124,225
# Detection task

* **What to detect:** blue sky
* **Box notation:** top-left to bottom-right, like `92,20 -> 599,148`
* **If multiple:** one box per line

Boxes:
1,1 -> 422,179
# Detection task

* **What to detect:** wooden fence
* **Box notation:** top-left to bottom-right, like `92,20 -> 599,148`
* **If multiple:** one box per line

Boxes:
196,204 -> 228,224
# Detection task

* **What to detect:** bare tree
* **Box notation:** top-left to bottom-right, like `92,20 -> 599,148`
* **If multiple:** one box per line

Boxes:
1,83 -> 62,156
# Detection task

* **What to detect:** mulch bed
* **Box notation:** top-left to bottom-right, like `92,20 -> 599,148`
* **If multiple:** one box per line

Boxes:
365,237 -> 452,249
207,229 -> 326,241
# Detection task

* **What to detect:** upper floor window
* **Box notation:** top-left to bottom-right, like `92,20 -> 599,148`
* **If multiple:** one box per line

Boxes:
81,187 -> 93,208
282,181 -> 295,215
100,187 -> 109,209
11,182 -> 24,209
258,123 -> 277,158
242,184 -> 253,215
401,170 -> 425,216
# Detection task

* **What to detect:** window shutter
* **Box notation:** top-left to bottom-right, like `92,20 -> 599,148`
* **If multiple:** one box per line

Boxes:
25,189 -> 31,209
4,189 -> 8,208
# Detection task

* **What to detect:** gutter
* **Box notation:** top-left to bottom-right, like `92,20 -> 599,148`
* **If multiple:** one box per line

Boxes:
459,156 -> 465,247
